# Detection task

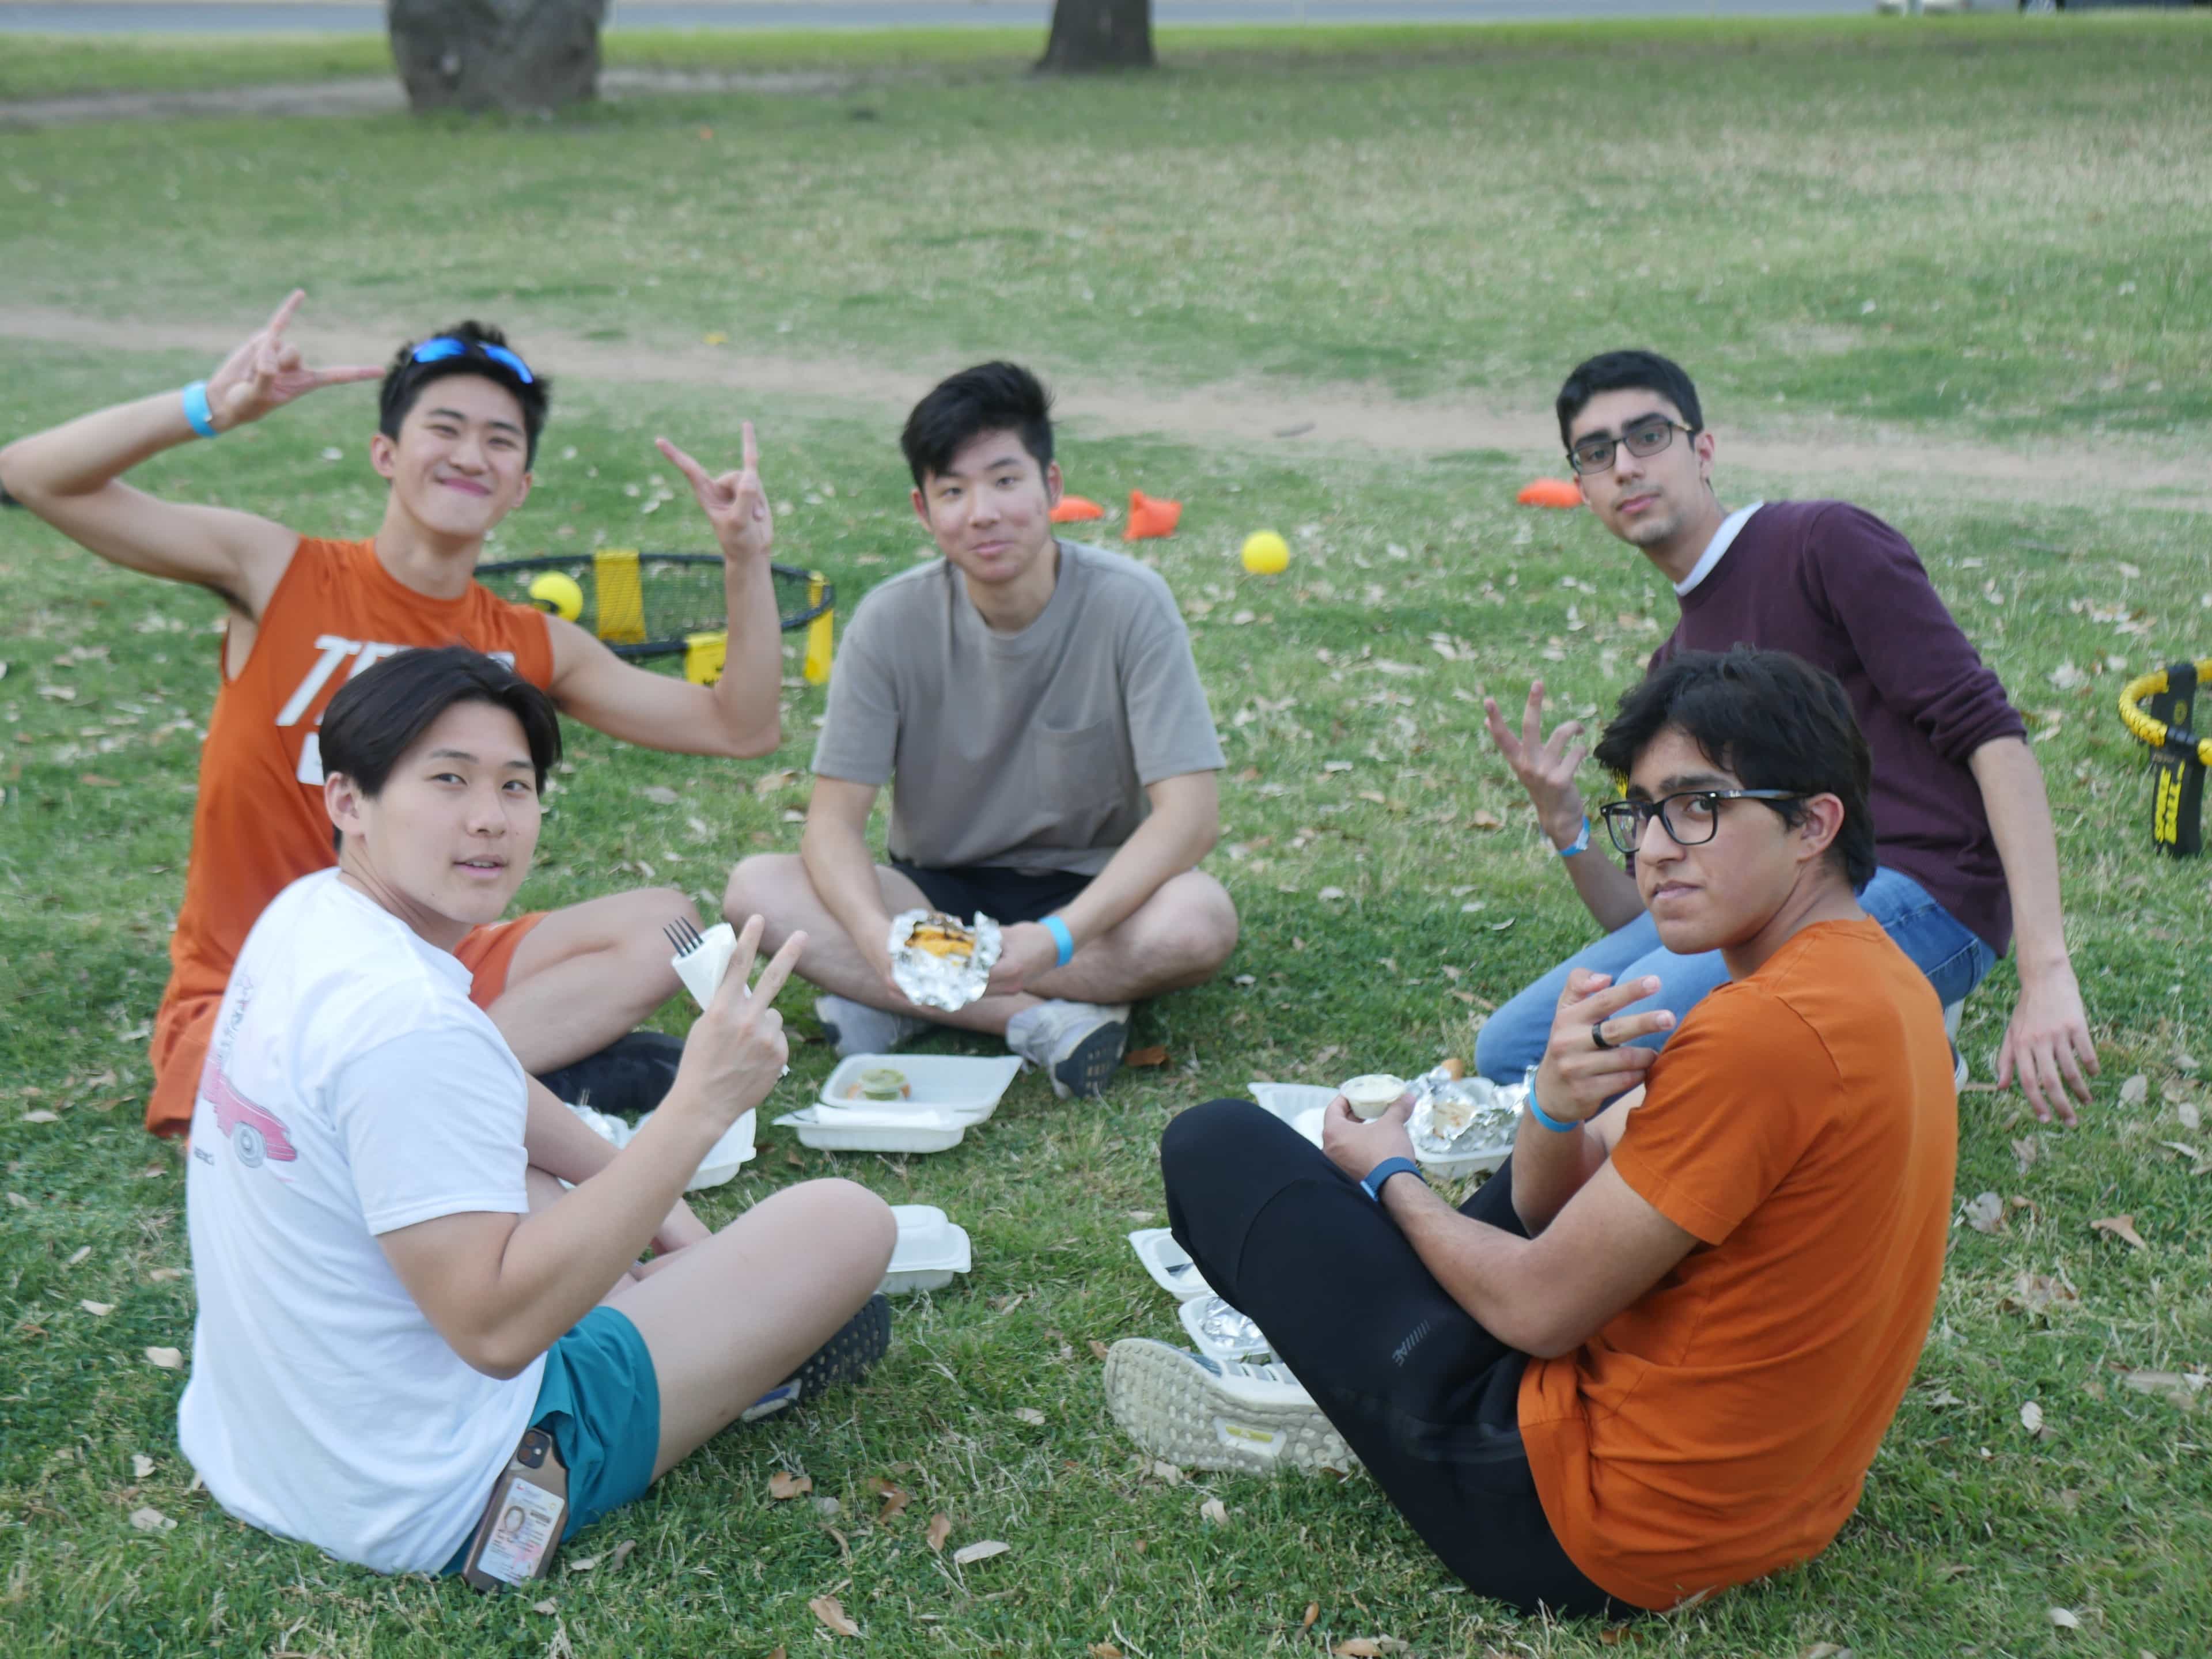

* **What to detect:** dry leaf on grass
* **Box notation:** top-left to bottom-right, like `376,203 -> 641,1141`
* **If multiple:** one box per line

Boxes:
2021,1400 -> 2046,1435
532,1599 -> 557,1616
79,1301 -> 114,1317
143,1346 -> 184,1370
147,1268 -> 185,1282
65,1245 -> 92,1267
2003,1271 -> 2080,1317
2118,1369 -> 2207,1406
1801,1646 -> 1855,1659
952,1539 -> 1010,1566
1124,1046 -> 1170,1069
768,1470 -> 813,1500
926,1512 -> 952,1553
1962,1192 -> 2006,1234
2048,1606 -> 2081,1630
128,1506 -> 174,1533
2179,1101 -> 2203,1130
809,1594 -> 859,1637
566,1554 -> 600,1573
131,1453 -> 154,1479
2119,1074 -> 2149,1107
609,1539 -> 635,1570
1301,1603 -> 1320,1631
637,786 -> 680,806
22,1109 -> 58,1124
1331,1639 -> 1406,1657
1089,1646 -> 1124,1659
2012,1137 -> 2039,1175
1198,1497 -> 1228,1525
870,1478 -> 911,1523
1013,1407 -> 1047,1426
1088,1339 -> 1111,1362
2091,1215 -> 2147,1251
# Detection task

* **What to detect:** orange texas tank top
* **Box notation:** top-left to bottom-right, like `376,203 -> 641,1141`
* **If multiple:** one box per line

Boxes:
161,537 -> 555,1016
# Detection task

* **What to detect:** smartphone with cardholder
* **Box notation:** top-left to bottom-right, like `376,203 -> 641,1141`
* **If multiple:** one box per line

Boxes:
461,1427 -> 569,1593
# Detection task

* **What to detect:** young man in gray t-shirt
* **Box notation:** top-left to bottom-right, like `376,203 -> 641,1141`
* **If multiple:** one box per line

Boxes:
722,363 -> 1237,1097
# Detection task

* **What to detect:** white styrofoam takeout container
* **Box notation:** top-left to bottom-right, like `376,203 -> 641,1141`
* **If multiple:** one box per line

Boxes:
880,1203 -> 973,1295
1127,1227 -> 1215,1301
817,1053 -> 1023,1125
772,1103 -> 968,1154
1249,1078 -> 1512,1180
567,1101 -> 754,1190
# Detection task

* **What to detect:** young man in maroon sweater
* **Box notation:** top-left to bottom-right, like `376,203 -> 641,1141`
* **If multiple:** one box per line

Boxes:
1476,350 -> 2096,1124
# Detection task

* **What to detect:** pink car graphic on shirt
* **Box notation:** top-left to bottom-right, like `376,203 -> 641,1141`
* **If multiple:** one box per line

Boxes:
199,1050 -> 297,1169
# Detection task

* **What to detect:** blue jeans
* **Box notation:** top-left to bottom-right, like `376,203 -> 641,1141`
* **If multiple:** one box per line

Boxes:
1472,868 -> 1999,1083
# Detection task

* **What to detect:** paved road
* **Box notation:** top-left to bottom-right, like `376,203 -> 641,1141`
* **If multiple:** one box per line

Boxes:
0,1 -> 1876,34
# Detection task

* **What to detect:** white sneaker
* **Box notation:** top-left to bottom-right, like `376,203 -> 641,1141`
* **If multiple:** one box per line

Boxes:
1103,1338 -> 1359,1476
1005,1000 -> 1131,1099
815,994 -> 933,1061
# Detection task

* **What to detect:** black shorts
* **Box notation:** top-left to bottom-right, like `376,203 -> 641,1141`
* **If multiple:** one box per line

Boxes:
892,861 -> 1092,926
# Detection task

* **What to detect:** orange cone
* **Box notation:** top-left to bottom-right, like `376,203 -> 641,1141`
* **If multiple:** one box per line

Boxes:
1126,489 -> 1182,540
1049,495 -> 1105,523
1517,478 -> 1584,509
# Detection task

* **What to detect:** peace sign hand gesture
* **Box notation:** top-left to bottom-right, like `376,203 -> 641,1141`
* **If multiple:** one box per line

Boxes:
202,290 -> 382,433
657,422 -> 773,566
1483,677 -> 1590,850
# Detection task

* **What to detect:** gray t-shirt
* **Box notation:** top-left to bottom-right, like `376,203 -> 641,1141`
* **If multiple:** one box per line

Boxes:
811,540 -> 1225,876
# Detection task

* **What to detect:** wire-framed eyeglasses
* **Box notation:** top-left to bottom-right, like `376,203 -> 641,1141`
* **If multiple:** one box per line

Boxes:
1567,416 -> 1695,477
1598,789 -> 1805,855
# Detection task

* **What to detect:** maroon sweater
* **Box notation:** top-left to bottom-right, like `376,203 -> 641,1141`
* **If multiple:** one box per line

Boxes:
1652,500 -> 2025,954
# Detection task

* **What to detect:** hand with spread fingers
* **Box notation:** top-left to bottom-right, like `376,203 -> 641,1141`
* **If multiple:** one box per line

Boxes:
1995,964 -> 2097,1126
1532,968 -> 1676,1127
658,421 -> 773,566
1483,678 -> 1590,849
1322,1088 -> 1417,1184
669,914 -> 805,1128
202,289 -> 383,432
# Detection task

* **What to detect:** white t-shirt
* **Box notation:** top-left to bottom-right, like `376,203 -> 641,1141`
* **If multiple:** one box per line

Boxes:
1673,501 -> 1766,597
179,869 -> 542,1575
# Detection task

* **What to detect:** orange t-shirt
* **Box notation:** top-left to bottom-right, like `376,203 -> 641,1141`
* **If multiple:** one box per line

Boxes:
161,536 -> 555,1023
1518,919 -> 1957,1611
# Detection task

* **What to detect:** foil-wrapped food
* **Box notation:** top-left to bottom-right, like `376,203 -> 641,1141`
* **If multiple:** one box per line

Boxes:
888,909 -> 1003,1012
1406,1064 -> 1525,1159
1192,1296 -> 1273,1360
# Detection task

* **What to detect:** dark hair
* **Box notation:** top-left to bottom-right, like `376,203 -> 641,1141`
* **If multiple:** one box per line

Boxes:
378,321 -> 550,468
1555,349 -> 1703,450
900,361 -> 1053,488
321,646 -> 562,849
1592,647 -> 1876,890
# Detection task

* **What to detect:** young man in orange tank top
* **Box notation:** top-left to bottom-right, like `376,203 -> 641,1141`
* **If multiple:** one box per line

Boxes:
0,293 -> 790,1142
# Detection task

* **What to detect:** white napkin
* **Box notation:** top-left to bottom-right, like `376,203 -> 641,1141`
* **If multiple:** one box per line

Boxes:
671,921 -> 740,1012
806,1104 -> 963,1131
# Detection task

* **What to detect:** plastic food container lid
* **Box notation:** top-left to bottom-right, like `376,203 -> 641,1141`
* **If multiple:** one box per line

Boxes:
772,1105 -> 967,1154
567,1100 -> 755,1190
1128,1227 -> 1215,1301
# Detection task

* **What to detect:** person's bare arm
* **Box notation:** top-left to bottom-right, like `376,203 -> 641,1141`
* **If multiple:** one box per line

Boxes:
522,1075 -> 709,1254
1483,679 -> 1642,932
542,425 -> 782,759
1385,1160 -> 1695,1357
1510,968 -> 1674,1231
800,775 -> 901,996
1969,736 -> 2097,1124
0,290 -> 377,615
378,923 -> 801,1378
986,770 -> 1221,995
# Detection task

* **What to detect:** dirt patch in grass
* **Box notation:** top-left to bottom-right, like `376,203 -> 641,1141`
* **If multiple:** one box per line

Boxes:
3,301 -> 2203,512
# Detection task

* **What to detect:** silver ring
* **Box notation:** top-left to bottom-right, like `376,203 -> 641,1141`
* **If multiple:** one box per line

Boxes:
1590,1021 -> 1618,1052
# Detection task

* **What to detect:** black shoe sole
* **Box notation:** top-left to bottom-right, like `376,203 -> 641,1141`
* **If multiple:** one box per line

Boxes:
1051,1021 -> 1128,1100
740,1293 -> 891,1422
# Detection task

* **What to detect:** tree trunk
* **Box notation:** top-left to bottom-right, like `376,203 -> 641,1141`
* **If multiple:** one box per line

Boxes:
1036,0 -> 1156,73
387,0 -> 609,115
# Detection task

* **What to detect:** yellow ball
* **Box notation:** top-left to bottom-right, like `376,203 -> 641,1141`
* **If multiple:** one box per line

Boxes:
1240,531 -> 1290,575
527,571 -> 584,623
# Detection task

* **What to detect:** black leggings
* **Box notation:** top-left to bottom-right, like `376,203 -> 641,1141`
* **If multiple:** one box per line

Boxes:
1161,1099 -> 1622,1619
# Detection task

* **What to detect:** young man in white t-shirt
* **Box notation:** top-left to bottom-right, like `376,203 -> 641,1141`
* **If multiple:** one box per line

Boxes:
723,362 -> 1238,1099
180,646 -> 895,1577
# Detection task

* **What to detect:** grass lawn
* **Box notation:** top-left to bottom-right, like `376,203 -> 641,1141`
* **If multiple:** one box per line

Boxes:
3,17 -> 2210,1658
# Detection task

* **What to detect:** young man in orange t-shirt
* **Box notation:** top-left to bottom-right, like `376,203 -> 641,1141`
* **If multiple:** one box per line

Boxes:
1108,647 -> 1957,1616
0,293 -> 790,1138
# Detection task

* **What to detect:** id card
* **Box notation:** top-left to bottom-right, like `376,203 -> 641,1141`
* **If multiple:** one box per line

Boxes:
462,1427 -> 569,1593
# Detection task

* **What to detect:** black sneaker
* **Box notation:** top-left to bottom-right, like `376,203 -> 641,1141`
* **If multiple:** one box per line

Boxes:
536,1030 -> 685,1116
740,1294 -> 892,1422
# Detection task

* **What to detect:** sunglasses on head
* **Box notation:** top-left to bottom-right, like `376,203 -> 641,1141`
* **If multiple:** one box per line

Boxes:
408,336 -> 535,385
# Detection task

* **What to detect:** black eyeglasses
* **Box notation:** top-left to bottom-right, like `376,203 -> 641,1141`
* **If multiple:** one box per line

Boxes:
410,336 -> 535,385
1567,416 -> 1695,477
1598,789 -> 1804,855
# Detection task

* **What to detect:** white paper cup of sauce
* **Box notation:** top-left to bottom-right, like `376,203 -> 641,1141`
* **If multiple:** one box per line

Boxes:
1340,1074 -> 1408,1120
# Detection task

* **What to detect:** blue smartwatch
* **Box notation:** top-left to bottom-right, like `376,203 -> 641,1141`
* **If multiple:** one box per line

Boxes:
1361,1157 -> 1427,1203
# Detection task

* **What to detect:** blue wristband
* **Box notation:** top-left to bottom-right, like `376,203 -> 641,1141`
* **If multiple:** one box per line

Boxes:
181,381 -> 219,440
1040,914 -> 1074,968
1360,1156 -> 1427,1203
1556,815 -> 1591,858
1524,1073 -> 1581,1134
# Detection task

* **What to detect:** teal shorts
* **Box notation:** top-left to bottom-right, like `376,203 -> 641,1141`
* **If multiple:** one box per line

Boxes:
442,1305 -> 660,1575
